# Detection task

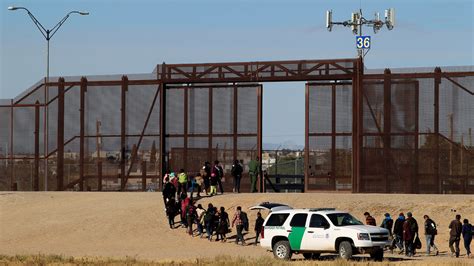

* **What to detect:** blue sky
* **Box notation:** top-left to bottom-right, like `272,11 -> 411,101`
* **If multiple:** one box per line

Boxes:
1,0 -> 473,145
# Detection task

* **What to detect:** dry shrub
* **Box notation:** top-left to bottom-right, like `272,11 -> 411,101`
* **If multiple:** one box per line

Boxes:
0,254 -> 472,266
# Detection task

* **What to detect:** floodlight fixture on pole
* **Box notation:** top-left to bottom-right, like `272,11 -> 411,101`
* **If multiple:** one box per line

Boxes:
326,8 -> 395,57
8,5 -> 89,191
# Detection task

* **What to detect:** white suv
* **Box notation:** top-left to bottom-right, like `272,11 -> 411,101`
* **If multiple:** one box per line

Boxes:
259,207 -> 390,261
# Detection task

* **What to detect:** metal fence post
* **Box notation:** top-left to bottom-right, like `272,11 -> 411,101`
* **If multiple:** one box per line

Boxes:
414,80 -> 420,193
10,99 -> 14,191
159,63 -> 167,187
98,161 -> 102,191
233,85 -> 238,162
383,68 -> 391,193
208,87 -> 213,162
120,75 -> 128,191
142,160 -> 147,191
257,85 -> 263,192
34,100 -> 40,191
352,57 -> 364,193
331,84 -> 337,190
184,86 -> 188,172
304,83 -> 309,192
79,77 -> 87,191
434,67 -> 441,193
57,77 -> 65,191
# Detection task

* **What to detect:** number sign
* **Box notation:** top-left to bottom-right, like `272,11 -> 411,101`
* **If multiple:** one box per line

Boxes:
356,36 -> 371,49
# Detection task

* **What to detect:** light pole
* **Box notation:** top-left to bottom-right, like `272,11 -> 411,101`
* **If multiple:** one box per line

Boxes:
8,6 -> 89,190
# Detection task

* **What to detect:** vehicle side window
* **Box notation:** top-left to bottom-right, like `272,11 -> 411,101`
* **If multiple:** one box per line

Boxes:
265,213 -> 290,226
309,214 -> 330,228
290,213 -> 308,227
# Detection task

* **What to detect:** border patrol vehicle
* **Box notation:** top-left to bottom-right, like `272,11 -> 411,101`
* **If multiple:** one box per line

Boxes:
254,205 -> 390,261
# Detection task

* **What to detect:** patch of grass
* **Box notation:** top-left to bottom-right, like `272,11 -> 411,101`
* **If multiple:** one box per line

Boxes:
0,254 -> 472,265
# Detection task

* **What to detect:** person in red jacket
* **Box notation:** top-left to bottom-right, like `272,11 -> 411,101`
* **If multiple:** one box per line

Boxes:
364,212 -> 376,226
180,193 -> 190,227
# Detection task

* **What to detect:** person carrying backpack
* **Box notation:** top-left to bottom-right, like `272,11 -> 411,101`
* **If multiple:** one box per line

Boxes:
462,218 -> 472,258
403,212 -> 419,257
231,160 -> 243,193
423,215 -> 439,256
232,206 -> 246,245
381,213 -> 394,236
391,213 -> 405,253
241,210 -> 249,232
162,177 -> 176,206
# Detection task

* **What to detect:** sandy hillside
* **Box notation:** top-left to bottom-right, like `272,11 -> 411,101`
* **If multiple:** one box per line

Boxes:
1,192 -> 473,263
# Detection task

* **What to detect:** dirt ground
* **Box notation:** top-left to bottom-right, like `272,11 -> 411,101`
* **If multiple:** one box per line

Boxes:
1,192 -> 473,264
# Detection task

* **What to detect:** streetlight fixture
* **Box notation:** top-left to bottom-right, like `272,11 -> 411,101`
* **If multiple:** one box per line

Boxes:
8,6 -> 89,190
8,6 -> 89,80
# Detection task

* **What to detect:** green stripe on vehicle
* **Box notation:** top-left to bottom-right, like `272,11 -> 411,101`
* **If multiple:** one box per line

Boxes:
288,227 -> 305,250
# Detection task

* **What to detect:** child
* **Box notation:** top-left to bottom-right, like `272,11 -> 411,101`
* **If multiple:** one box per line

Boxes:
209,171 -> 218,196
196,204 -> 206,238
194,173 -> 204,197
169,172 -> 178,189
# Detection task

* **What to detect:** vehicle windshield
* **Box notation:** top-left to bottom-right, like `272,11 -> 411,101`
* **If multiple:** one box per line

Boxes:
327,213 -> 363,226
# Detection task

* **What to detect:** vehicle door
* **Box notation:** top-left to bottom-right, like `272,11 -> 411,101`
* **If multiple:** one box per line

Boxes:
300,214 -> 333,251
287,213 -> 308,251
263,212 -> 291,241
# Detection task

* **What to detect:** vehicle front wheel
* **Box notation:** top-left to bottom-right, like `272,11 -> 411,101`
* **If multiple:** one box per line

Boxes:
303,252 -> 320,260
273,240 -> 292,260
338,241 -> 353,260
370,248 -> 384,261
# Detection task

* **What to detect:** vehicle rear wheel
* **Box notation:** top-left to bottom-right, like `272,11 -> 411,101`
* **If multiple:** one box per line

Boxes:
370,248 -> 384,261
338,241 -> 353,260
303,253 -> 320,260
273,240 -> 292,260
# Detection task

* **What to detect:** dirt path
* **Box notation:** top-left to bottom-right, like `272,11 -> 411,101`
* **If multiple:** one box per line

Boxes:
1,192 -> 473,263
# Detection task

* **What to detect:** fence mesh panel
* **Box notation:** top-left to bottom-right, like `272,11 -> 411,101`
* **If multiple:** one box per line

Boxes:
1,63 -> 472,193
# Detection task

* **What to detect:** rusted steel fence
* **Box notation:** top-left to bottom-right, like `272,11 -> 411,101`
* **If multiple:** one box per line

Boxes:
0,58 -> 472,193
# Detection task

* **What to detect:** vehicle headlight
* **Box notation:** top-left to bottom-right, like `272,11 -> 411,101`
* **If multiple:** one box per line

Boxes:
357,233 -> 370,240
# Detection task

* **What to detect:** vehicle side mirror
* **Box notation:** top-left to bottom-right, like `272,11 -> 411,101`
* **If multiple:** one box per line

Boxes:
324,224 -> 330,230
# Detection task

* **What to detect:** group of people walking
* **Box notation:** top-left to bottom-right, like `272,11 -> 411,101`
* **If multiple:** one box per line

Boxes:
163,189 -> 265,246
162,158 -> 261,201
364,211 -> 473,258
